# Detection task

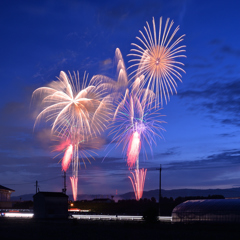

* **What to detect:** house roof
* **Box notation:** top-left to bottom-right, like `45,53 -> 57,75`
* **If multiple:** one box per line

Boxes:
0,185 -> 15,192
33,192 -> 68,198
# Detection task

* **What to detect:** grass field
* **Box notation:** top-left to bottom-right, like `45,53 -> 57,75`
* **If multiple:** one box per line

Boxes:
0,218 -> 239,240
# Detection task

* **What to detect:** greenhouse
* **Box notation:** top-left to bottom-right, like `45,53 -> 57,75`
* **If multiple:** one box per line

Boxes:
172,199 -> 240,223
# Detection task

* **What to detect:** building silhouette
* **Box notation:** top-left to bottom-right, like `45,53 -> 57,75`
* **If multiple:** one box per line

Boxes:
0,185 -> 15,208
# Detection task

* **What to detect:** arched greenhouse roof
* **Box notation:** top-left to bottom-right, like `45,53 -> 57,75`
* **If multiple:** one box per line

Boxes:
172,199 -> 240,223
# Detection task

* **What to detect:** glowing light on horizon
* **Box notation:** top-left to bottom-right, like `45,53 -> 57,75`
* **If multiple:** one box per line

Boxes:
128,168 -> 147,200
128,17 -> 186,106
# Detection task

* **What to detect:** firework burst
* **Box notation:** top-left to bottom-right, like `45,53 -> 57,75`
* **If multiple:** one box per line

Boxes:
110,86 -> 165,169
33,71 -> 111,201
128,17 -> 186,106
33,71 -> 111,138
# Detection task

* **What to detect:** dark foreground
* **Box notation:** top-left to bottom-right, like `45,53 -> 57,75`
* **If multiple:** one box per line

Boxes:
0,218 -> 239,240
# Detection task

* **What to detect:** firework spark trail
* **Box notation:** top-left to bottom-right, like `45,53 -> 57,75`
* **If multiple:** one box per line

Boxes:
127,131 -> 141,169
109,75 -> 165,200
62,144 -> 73,172
70,176 -> 78,201
128,17 -> 186,107
128,168 -> 147,200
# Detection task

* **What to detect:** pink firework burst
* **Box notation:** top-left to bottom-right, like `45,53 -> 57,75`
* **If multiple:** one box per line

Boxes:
110,87 -> 165,167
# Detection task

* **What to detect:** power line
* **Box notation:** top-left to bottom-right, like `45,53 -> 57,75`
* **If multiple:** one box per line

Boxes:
2,175 -> 62,186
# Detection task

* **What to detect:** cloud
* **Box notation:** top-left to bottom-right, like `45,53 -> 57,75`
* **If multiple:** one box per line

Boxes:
220,45 -> 240,57
178,76 -> 240,126
161,149 -> 240,171
218,133 -> 236,138
209,39 -> 222,45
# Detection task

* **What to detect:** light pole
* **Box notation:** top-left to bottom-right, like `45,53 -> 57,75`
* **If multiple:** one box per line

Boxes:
156,164 -> 162,216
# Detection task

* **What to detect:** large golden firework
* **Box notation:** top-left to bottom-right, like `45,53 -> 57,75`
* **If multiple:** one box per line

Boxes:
33,71 -> 112,201
33,71 -> 111,138
128,17 -> 186,106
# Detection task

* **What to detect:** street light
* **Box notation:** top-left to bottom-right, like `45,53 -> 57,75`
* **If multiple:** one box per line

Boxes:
156,164 -> 162,216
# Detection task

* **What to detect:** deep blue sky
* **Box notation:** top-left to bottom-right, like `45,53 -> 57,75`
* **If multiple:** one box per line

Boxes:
1,0 -> 240,197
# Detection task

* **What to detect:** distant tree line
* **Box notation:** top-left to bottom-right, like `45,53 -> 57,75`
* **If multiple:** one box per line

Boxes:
11,195 -> 224,216
72,195 -> 224,216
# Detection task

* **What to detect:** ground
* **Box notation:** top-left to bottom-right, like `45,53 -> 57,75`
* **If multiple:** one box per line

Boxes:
0,218 -> 239,240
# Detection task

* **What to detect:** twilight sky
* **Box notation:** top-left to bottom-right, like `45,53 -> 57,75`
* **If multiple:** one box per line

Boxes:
1,0 -> 240,197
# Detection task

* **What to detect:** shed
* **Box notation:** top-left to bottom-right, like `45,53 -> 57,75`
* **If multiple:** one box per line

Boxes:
172,199 -> 240,223
33,192 -> 68,219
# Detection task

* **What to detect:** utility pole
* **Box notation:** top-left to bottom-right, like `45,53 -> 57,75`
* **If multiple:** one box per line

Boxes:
62,171 -> 67,194
35,181 -> 38,194
156,164 -> 162,216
